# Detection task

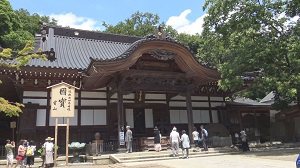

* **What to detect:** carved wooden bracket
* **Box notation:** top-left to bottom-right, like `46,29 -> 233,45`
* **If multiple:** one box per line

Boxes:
148,50 -> 177,60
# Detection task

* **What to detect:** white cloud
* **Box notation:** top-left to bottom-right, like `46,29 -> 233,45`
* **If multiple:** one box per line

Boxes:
50,13 -> 102,31
166,9 -> 207,35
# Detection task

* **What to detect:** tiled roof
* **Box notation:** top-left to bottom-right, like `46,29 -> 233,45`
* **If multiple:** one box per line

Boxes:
28,32 -> 139,70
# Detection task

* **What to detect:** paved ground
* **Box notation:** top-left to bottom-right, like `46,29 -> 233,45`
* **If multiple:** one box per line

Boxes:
56,150 -> 297,168
1,149 -> 297,168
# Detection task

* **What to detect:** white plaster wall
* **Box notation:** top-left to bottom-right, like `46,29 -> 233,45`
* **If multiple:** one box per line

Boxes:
192,102 -> 209,107
270,110 -> 279,122
201,110 -> 210,123
145,94 -> 166,100
94,109 -> 106,125
191,96 -> 208,101
126,109 -> 134,128
144,101 -> 167,104
212,110 -> 219,123
171,95 -> 186,100
23,99 -> 47,105
170,110 -> 187,124
169,101 -> 186,107
36,109 -> 46,126
210,97 -> 224,101
123,93 -> 135,99
145,109 -> 154,128
81,100 -> 106,106
211,102 -> 223,108
81,91 -> 106,98
23,91 -> 47,97
81,109 -> 94,125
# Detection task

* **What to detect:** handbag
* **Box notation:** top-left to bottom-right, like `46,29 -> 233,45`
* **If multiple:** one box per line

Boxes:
198,137 -> 202,142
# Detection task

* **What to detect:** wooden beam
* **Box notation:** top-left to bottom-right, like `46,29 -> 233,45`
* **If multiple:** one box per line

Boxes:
108,88 -> 117,98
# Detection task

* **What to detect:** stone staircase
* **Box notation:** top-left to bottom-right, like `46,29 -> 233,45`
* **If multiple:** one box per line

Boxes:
109,147 -> 235,163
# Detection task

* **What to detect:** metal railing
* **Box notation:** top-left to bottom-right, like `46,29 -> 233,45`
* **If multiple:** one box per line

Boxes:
85,140 -> 140,155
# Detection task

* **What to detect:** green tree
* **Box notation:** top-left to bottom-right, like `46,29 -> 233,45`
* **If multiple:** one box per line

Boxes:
200,0 -> 300,109
14,8 -> 57,36
176,33 -> 203,55
103,11 -> 178,37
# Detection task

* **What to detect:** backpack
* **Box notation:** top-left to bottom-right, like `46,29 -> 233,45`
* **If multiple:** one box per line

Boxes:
26,146 -> 33,156
296,154 -> 300,167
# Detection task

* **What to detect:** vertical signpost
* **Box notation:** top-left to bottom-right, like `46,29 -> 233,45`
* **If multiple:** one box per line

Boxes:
47,82 -> 79,167
10,121 -> 16,141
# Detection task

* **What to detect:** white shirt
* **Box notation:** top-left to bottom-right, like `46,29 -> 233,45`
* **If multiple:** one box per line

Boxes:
181,133 -> 190,148
170,131 -> 180,142
43,142 -> 54,152
192,131 -> 199,140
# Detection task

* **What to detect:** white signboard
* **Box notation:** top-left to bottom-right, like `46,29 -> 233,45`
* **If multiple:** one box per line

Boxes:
119,132 -> 125,145
47,82 -> 79,117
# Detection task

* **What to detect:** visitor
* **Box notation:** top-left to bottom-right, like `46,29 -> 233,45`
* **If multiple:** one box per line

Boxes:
14,140 -> 26,168
181,130 -> 190,159
169,127 -> 180,157
43,137 -> 54,168
200,125 -> 208,151
240,131 -> 248,152
154,126 -> 162,152
125,126 -> 133,153
5,139 -> 15,168
26,140 -> 36,168
192,127 -> 200,152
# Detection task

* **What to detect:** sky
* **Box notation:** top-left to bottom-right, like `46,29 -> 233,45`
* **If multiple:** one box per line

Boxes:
9,0 -> 207,35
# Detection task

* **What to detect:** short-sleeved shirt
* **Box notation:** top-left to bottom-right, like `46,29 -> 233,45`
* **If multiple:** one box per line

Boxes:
192,131 -> 199,140
18,145 -> 25,156
170,131 -> 180,142
43,142 -> 54,152
5,144 -> 14,155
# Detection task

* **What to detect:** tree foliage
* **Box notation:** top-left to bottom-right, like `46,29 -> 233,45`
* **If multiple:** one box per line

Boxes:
0,0 -> 49,116
0,0 -> 57,50
200,0 -> 300,109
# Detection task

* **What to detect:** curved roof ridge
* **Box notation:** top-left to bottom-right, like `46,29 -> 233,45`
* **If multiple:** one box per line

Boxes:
44,24 -> 141,43
54,35 -> 133,45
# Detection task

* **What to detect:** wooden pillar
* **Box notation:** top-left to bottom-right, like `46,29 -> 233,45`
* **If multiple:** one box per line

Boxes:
239,110 -> 243,131
186,90 -> 194,138
117,89 -> 125,150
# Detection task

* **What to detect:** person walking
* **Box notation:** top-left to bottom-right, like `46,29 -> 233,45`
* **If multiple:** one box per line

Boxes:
14,140 -> 26,168
26,141 -> 36,168
192,127 -> 200,152
181,130 -> 190,159
154,126 -> 162,152
5,139 -> 15,168
200,125 -> 208,151
169,127 -> 180,157
240,131 -> 249,152
43,137 -> 54,168
125,126 -> 133,153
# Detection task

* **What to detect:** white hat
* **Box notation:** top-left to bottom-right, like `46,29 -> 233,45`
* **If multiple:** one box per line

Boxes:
126,126 -> 130,129
45,137 -> 54,141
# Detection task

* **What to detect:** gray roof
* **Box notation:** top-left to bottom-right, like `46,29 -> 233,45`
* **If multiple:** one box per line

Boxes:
29,35 -> 133,70
259,91 -> 275,104
226,97 -> 272,106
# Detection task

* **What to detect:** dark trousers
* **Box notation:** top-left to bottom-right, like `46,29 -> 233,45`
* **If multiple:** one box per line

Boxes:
202,139 -> 208,151
241,141 -> 248,151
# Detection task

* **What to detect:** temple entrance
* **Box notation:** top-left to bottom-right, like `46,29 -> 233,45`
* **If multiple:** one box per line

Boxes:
133,108 -> 146,134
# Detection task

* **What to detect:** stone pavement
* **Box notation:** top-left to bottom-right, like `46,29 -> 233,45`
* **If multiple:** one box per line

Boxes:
40,151 -> 297,168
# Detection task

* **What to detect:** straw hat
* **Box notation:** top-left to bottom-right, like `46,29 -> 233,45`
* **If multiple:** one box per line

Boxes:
45,137 -> 54,141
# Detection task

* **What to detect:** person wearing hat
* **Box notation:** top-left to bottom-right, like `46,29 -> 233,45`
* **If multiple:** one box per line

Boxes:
169,127 -> 180,157
125,126 -> 133,153
240,131 -> 248,152
43,137 -> 54,167
154,126 -> 162,152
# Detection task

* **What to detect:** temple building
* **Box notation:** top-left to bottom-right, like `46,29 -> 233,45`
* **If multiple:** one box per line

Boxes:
0,25 -> 273,150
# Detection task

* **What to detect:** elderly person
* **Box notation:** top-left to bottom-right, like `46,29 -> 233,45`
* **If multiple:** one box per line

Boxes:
43,137 -> 54,167
240,131 -> 248,152
125,126 -> 133,153
169,127 -> 180,157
